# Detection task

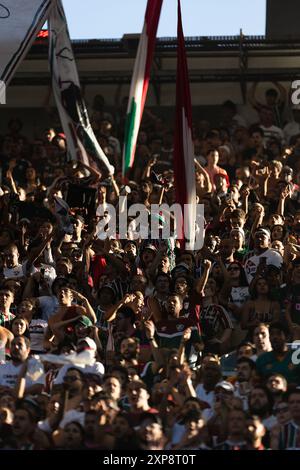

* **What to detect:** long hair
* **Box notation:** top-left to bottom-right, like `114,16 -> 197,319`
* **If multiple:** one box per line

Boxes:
249,276 -> 273,300
227,261 -> 248,287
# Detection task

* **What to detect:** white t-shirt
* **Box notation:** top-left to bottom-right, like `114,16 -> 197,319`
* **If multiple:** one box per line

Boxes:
21,261 -> 56,288
260,125 -> 285,144
0,361 -> 44,389
29,319 -> 48,352
3,264 -> 24,279
53,362 -> 105,385
195,383 -> 215,408
283,120 -> 300,144
36,263 -> 57,288
230,287 -> 250,308
3,261 -> 35,279
234,382 -> 250,411
244,249 -> 283,285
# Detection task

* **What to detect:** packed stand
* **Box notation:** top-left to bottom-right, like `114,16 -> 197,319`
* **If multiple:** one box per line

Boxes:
0,85 -> 300,450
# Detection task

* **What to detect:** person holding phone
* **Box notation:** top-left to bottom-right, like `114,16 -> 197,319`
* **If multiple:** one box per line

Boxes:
244,228 -> 283,285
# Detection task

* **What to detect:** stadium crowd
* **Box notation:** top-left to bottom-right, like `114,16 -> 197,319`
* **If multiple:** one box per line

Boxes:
0,84 -> 300,450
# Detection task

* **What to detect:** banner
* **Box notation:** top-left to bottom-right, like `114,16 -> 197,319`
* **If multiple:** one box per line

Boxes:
0,0 -> 52,86
122,0 -> 163,175
48,0 -> 114,175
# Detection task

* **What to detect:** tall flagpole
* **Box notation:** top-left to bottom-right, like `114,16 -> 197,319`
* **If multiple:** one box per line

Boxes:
173,0 -> 197,251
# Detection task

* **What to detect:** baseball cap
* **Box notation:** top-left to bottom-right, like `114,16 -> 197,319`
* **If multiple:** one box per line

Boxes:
76,316 -> 93,328
142,243 -> 157,252
215,381 -> 235,393
282,166 -> 293,175
77,337 -> 97,352
17,396 -> 42,422
255,228 -> 271,239
171,262 -> 190,278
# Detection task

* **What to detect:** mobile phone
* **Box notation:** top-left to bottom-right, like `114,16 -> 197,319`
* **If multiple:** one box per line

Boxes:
259,257 -> 267,266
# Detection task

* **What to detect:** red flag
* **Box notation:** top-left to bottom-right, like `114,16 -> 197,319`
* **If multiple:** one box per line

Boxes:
173,0 -> 197,251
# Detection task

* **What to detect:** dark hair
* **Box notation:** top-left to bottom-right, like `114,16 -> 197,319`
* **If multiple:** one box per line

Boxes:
269,321 -> 290,337
171,274 -> 193,294
0,287 -> 14,296
270,224 -> 287,241
249,385 -> 274,414
66,367 -> 85,381
249,276 -> 271,300
183,396 -> 203,406
103,373 -> 122,386
236,357 -> 256,371
56,256 -> 73,268
98,285 -> 117,303
11,316 -> 30,340
206,147 -> 219,156
64,420 -> 85,439
178,250 -> 196,263
230,208 -> 246,220
154,272 -> 171,285
12,335 -> 30,349
182,409 -> 203,424
283,386 -> 300,401
15,402 -> 39,424
51,276 -> 70,295
250,127 -> 264,138
227,261 -> 248,287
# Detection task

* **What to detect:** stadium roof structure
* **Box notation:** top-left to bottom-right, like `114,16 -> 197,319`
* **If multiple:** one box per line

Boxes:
9,33 -> 300,105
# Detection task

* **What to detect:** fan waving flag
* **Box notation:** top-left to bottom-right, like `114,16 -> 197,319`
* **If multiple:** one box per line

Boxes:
49,0 -> 114,175
173,0 -> 197,251
122,0 -> 163,176
0,0 -> 52,88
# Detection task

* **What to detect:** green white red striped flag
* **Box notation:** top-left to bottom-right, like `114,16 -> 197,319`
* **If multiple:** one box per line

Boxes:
122,0 -> 163,176
173,0 -> 197,251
